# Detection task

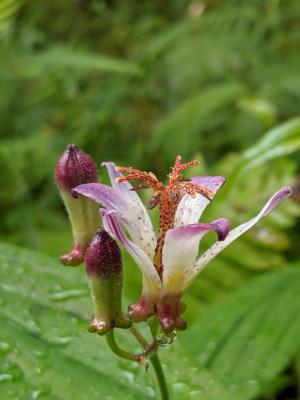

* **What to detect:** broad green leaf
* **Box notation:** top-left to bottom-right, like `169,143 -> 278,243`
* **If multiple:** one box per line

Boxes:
0,243 -> 233,400
182,267 -> 300,400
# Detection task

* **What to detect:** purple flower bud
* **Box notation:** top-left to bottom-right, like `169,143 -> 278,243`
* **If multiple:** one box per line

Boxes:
86,230 -> 122,278
54,144 -> 100,266
55,144 -> 98,193
86,229 -> 131,335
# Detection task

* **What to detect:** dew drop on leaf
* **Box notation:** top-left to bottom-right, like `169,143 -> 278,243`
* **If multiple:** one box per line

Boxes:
0,342 -> 11,353
0,373 -> 13,383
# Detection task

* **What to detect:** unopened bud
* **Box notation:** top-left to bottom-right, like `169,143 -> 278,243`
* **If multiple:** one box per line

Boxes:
55,144 -> 100,266
86,229 -> 131,335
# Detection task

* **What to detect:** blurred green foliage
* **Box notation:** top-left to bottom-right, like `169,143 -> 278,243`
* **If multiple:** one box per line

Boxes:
1,0 -> 300,399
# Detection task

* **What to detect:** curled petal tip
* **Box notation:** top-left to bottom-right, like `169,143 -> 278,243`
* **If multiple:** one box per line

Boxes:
70,188 -> 79,199
263,186 -> 293,216
213,218 -> 231,241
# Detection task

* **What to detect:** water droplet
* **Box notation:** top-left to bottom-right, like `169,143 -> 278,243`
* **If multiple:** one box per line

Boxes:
48,336 -> 74,346
120,370 -> 134,383
0,373 -> 12,383
31,386 -> 50,399
119,359 -> 139,372
172,382 -> 189,393
245,379 -> 260,392
26,320 -> 42,336
33,350 -> 48,359
144,386 -> 155,397
207,341 -> 216,351
0,342 -> 11,353
190,390 -> 204,398
49,289 -> 87,302
228,384 -> 237,394
35,366 -> 45,376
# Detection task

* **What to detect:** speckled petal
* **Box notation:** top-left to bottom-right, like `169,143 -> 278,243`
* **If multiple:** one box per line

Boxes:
102,162 -> 157,259
73,180 -> 156,259
101,208 -> 161,295
174,175 -> 225,227
162,218 -> 230,294
185,186 -> 292,289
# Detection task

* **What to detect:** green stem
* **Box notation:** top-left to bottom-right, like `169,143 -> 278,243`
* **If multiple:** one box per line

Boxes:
130,326 -> 170,400
150,352 -> 170,400
130,326 -> 149,348
106,330 -> 143,363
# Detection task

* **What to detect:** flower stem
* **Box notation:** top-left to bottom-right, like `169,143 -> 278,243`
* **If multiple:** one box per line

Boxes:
149,352 -> 170,400
130,326 -> 170,400
106,330 -> 144,363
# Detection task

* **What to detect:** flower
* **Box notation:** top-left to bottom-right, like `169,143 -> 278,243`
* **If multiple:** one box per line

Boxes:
73,156 -> 292,333
86,229 -> 131,335
55,144 -> 101,266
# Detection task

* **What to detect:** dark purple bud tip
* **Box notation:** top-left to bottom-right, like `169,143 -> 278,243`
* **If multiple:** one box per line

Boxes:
60,243 -> 85,266
86,229 -> 122,278
55,144 -> 98,193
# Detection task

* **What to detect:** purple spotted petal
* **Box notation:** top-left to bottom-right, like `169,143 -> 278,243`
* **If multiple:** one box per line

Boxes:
73,182 -> 156,259
162,218 -> 230,294
101,209 -> 161,293
174,175 -> 226,227
185,186 -> 292,289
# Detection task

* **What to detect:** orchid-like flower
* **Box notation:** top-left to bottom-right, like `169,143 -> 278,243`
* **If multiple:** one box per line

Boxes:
73,156 -> 292,333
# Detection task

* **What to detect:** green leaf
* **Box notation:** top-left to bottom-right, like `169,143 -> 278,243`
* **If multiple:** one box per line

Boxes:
0,0 -> 23,33
182,267 -> 300,400
27,46 -> 142,76
0,242 -> 233,400
151,83 -> 243,161
239,118 -> 300,172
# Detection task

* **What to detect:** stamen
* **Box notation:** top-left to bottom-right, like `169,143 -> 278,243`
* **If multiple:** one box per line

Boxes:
180,182 -> 213,201
115,166 -> 163,191
130,184 -> 150,191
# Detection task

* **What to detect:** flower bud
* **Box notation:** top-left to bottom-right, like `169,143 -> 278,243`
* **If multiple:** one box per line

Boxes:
55,144 -> 100,266
86,229 -> 131,335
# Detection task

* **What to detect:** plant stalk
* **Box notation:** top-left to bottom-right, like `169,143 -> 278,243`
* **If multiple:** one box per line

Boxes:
130,326 -> 170,400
